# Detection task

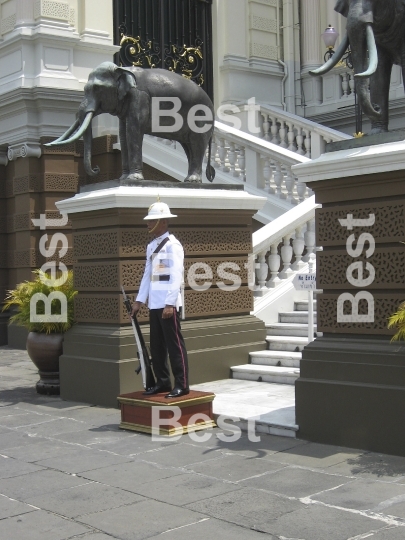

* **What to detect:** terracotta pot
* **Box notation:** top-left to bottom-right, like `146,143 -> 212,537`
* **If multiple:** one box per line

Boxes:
26,332 -> 63,395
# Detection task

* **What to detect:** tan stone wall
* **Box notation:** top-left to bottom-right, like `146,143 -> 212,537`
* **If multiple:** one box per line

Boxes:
311,170 -> 405,335
70,207 -> 255,323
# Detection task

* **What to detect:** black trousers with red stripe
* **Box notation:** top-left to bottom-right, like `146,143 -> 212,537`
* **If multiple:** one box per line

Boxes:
149,308 -> 189,389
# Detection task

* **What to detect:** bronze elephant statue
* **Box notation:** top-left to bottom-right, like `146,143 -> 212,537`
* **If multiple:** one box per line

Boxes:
311,0 -> 405,134
46,61 -> 215,183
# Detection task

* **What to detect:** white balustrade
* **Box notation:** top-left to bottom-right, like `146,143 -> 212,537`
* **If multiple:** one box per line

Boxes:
212,121 -> 312,205
223,102 -> 351,160
252,196 -> 320,296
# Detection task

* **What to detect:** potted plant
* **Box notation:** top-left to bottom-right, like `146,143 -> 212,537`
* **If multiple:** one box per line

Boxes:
2,269 -> 77,395
388,301 -> 405,341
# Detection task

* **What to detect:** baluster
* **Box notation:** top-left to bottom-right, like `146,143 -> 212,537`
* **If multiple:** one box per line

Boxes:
228,142 -> 239,177
341,72 -> 349,98
273,161 -> 284,198
303,128 -> 311,158
278,120 -> 287,148
349,73 -> 355,96
296,127 -> 305,155
218,138 -> 230,172
211,138 -> 218,168
296,180 -> 307,202
255,250 -> 269,294
287,122 -> 296,152
267,242 -> 281,288
270,116 -> 279,145
292,227 -> 305,270
262,158 -> 274,193
285,167 -> 297,205
279,235 -> 294,279
262,113 -> 270,141
237,146 -> 246,182
304,219 -> 316,262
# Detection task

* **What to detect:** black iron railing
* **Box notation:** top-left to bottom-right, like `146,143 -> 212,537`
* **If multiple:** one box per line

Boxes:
113,0 -> 214,101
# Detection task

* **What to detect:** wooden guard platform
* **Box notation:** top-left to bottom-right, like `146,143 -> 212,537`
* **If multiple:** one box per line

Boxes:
117,390 -> 216,436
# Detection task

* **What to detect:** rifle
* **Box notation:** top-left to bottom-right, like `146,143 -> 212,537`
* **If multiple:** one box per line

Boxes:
121,286 -> 156,391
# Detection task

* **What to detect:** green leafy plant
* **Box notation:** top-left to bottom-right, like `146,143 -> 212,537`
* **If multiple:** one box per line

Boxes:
2,269 -> 77,334
388,301 -> 405,341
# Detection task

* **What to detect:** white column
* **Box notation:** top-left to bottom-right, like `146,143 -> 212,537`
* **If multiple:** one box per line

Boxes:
79,0 -> 114,41
301,0 -> 322,71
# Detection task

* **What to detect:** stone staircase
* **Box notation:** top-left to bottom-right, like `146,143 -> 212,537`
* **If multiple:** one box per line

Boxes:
231,299 -> 317,385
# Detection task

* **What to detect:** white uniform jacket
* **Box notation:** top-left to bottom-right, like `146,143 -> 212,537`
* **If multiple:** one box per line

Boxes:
136,232 -> 184,310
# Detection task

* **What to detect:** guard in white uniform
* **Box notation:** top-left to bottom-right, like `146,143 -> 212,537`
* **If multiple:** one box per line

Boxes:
131,201 -> 189,398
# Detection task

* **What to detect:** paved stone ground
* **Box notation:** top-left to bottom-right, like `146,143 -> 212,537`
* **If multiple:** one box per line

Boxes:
1,346 -> 405,540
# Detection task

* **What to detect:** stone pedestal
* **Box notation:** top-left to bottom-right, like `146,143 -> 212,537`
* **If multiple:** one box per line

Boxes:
293,140 -> 405,456
56,185 -> 266,408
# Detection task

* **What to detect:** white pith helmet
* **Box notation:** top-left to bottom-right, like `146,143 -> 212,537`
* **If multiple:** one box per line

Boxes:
144,201 -> 177,220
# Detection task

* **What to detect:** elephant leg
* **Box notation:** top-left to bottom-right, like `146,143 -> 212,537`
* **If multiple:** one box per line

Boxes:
369,48 -> 392,134
119,119 -> 130,181
125,121 -> 144,182
183,138 -> 206,183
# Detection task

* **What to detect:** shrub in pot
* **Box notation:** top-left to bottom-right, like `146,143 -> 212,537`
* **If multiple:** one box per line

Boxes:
2,270 -> 77,395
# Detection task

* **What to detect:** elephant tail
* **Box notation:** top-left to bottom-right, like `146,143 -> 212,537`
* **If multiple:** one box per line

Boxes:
205,137 -> 216,183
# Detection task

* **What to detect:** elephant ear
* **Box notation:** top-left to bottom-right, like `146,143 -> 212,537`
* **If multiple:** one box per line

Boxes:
115,67 -> 138,101
334,0 -> 349,17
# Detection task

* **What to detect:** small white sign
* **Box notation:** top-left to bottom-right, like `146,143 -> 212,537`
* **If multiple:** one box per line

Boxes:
293,273 -> 317,290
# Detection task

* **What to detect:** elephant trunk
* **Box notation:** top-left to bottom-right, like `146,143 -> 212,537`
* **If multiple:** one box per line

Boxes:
83,121 -> 100,177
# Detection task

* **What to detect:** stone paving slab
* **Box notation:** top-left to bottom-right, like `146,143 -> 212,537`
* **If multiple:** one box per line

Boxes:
365,527 -> 405,539
260,502 -> 387,540
185,487 -> 303,529
267,441 -> 364,469
78,460 -> 187,490
185,453 -> 288,482
326,452 -> 405,482
240,466 -> 354,498
126,471 -> 242,505
0,455 -> 45,479
25,481 -> 145,518
313,477 -> 405,512
1,438 -> 87,463
138,441 -> 223,468
0,508 -> 92,540
146,516 -> 277,539
0,494 -> 37,520
35,448 -> 134,474
53,424 -> 136,446
0,469 -> 94,501
79,500 -> 206,540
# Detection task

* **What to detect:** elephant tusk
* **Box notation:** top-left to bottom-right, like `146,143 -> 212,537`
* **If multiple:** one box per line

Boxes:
309,34 -> 350,76
354,25 -> 378,78
44,119 -> 80,147
48,112 -> 94,146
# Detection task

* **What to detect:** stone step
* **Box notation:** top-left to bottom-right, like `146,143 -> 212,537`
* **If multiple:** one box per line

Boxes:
266,322 -> 314,337
231,364 -> 300,385
279,311 -> 317,324
295,300 -> 317,311
249,350 -> 301,368
266,335 -> 309,352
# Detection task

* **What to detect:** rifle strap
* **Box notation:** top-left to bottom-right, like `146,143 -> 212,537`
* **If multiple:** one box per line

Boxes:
150,236 -> 170,259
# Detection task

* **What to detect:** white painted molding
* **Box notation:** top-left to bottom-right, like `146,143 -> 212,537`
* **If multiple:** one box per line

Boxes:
56,186 -> 267,215
8,143 -> 41,161
293,140 -> 405,184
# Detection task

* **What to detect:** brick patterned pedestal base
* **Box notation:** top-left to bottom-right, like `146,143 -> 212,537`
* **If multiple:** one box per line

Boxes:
118,390 -> 216,436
